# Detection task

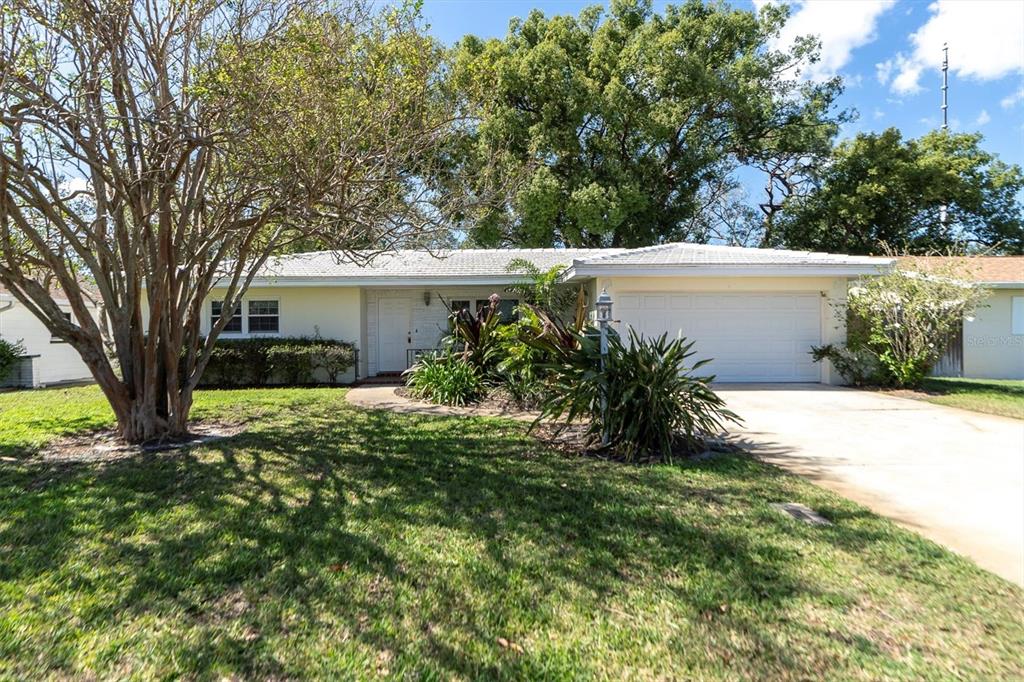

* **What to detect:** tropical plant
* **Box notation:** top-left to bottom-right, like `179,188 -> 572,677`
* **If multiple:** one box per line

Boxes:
505,259 -> 577,312
444,294 -> 506,371
0,338 -> 25,383
404,353 -> 484,406
492,313 -> 548,407
531,327 -> 738,462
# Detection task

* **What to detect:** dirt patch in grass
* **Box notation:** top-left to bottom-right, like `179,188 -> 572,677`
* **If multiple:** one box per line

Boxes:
33,420 -> 247,465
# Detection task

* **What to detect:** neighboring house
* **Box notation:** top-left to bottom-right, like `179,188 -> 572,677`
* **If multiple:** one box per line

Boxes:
205,243 -> 891,385
903,256 -> 1024,380
0,286 -> 99,388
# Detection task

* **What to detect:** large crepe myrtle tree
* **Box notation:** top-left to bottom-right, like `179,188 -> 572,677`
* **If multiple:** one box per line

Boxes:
0,0 -> 482,442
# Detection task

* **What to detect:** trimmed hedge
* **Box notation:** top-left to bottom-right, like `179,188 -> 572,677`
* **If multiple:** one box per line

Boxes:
198,337 -> 356,387
0,338 -> 26,384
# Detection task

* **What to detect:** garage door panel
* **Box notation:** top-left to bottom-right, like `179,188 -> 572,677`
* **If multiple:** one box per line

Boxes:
668,295 -> 692,310
618,291 -> 822,383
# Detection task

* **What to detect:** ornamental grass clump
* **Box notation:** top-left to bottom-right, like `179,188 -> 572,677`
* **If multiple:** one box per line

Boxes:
404,353 -> 484,406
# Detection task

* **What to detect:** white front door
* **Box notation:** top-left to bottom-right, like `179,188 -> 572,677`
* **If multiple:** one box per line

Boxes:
617,292 -> 822,382
377,297 -> 412,372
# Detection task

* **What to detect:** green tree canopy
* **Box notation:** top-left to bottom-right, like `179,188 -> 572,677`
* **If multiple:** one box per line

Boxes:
449,0 -> 845,248
777,128 -> 1024,255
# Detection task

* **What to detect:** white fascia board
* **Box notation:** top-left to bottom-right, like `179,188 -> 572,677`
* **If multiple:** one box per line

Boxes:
983,281 -> 1024,289
209,276 -> 527,289
562,262 -> 894,281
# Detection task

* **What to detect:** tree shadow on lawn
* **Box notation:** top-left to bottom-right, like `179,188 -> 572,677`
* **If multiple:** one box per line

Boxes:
0,405 -> 1005,678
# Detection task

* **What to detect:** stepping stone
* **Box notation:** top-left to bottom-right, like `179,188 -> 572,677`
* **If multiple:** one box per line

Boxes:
772,502 -> 831,526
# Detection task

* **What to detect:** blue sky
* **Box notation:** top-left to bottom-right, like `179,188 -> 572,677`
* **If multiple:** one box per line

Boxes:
419,0 -> 1024,173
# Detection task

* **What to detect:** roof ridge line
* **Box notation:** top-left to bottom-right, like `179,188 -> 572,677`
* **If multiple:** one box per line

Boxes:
577,241 -> 680,264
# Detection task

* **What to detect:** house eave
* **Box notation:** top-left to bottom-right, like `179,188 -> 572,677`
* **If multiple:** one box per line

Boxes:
210,275 -> 532,289
982,281 -> 1024,289
560,262 -> 894,281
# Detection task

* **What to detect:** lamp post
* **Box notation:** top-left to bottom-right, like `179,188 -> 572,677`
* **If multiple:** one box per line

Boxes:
595,288 -> 613,447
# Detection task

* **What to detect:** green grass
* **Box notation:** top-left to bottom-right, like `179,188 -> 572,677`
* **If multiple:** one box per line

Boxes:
1,386 -> 1022,680
916,377 -> 1024,419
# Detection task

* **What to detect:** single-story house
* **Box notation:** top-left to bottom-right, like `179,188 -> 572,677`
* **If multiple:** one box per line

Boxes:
0,286 -> 100,388
903,256 -> 1024,380
206,243 -> 892,385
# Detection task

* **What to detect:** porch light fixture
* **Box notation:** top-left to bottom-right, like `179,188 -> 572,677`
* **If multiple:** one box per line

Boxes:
595,288 -> 613,323
595,288 -> 613,447
423,291 -> 431,306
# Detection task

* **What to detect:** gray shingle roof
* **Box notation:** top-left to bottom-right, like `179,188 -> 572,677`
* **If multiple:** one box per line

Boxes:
256,248 -> 624,280
246,242 -> 891,283
573,242 -> 888,266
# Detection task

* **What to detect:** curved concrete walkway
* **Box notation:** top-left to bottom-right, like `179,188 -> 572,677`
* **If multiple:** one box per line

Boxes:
345,385 -> 537,422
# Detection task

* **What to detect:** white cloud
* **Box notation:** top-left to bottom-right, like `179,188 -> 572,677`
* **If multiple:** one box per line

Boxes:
61,177 -> 90,194
888,0 -> 1024,95
873,108 -> 885,120
1001,87 -> 1024,109
756,0 -> 897,82
975,109 -> 991,126
876,59 -> 894,86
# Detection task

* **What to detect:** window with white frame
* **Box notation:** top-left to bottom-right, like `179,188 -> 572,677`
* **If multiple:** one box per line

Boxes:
248,300 -> 280,334
211,300 -> 242,333
50,311 -> 72,343
1012,296 -> 1024,335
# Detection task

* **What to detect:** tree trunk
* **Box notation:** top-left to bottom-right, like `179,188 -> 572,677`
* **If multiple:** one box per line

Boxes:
89,335 -> 195,444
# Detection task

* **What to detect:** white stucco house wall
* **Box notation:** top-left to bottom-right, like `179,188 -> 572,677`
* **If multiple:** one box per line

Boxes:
0,287 -> 99,388
906,256 -> 1024,380
203,243 -> 892,385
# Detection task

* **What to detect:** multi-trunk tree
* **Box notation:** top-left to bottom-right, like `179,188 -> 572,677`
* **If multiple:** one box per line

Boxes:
0,0 -> 481,442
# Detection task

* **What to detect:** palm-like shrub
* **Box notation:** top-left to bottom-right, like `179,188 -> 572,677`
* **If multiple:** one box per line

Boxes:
444,294 -> 505,371
405,353 -> 483,406
533,328 -> 739,462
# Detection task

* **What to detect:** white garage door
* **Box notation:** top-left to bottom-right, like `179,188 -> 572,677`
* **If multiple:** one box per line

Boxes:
617,292 -> 822,382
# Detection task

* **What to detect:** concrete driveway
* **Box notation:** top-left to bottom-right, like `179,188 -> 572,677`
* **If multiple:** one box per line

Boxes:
717,385 -> 1024,586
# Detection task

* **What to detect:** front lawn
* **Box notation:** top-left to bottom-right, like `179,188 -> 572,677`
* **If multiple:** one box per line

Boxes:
916,377 -> 1024,419
1,387 -> 1021,679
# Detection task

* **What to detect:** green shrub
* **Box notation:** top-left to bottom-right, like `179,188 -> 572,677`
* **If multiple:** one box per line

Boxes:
404,353 -> 483,406
810,344 -> 884,387
814,260 -> 988,388
492,314 -> 547,407
0,338 -> 26,383
533,328 -> 739,462
315,343 -> 357,384
198,337 -> 356,387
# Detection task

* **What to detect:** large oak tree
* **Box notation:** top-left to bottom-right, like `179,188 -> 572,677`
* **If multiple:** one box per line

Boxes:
776,129 -> 1024,255
0,0 -> 480,442
447,0 -> 844,248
